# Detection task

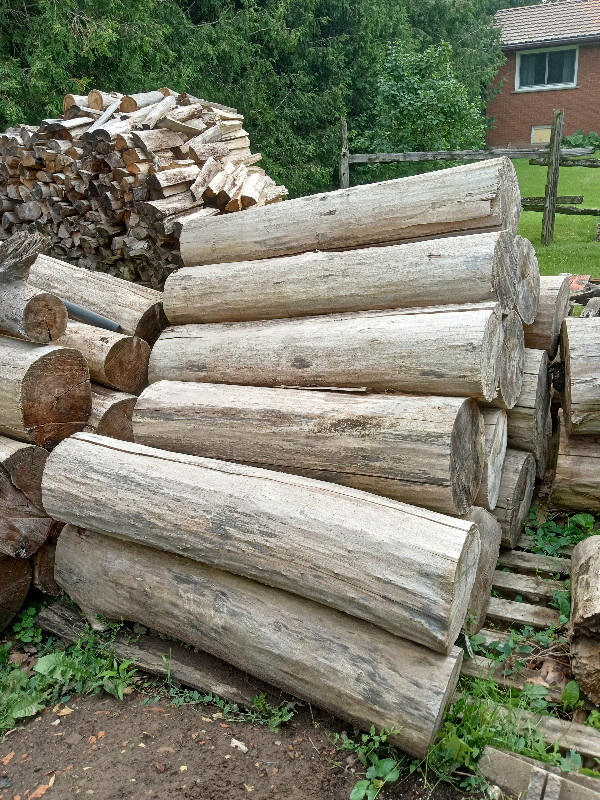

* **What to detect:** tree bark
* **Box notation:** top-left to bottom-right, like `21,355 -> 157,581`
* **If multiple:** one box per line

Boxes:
0,555 -> 31,632
149,305 -> 503,403
570,535 -> 600,705
551,410 -> 600,511
514,236 -> 540,325
85,385 -> 136,441
28,253 -> 166,343
55,320 -> 150,394
0,336 -> 91,446
54,525 -> 463,759
43,432 -> 481,654
464,507 -> 502,633
561,317 -> 600,435
133,382 -> 484,515
0,434 -> 48,508
163,230 -> 518,324
492,449 -> 536,548
179,157 -> 521,266
497,309 -> 524,410
523,275 -> 570,359
473,408 -> 507,511
0,283 -> 67,343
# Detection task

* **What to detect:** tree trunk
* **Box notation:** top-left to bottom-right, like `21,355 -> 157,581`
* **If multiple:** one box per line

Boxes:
31,538 -> 62,596
28,254 -> 166,344
179,157 -> 521,265
133,383 -> 484,515
473,408 -> 507,511
551,410 -> 600,511
0,555 -> 31,632
55,320 -> 150,394
0,434 -> 48,508
0,283 -> 67,343
464,507 -> 502,633
492,449 -> 536,548
570,535 -> 600,705
54,525 -> 463,759
163,230 -> 518,324
561,317 -> 600,435
514,236 -> 540,325
523,275 -> 570,359
85,385 -> 136,441
497,310 -> 524,410
43,432 -> 480,654
149,305 -> 503,403
0,336 -> 91,446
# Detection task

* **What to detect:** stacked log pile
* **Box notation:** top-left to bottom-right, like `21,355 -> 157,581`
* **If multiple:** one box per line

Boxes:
0,88 -> 287,289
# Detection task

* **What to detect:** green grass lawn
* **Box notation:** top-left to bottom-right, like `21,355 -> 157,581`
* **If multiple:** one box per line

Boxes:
512,158 -> 600,278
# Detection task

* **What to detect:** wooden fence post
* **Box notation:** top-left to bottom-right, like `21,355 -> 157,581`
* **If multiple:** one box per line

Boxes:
542,109 -> 565,245
340,117 -> 350,190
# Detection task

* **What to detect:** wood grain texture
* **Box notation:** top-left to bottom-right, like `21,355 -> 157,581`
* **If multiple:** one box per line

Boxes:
54,525 -> 463,758
0,336 -> 91,445
0,435 -> 48,508
84,385 -> 136,441
42,433 -> 480,653
492,449 -> 536,548
473,408 -> 507,511
513,236 -> 540,325
0,283 -> 67,343
464,507 -> 502,633
552,410 -> 600,511
179,158 -> 521,265
0,555 -> 31,632
561,317 -> 600,435
28,254 -> 166,343
149,305 -> 503,403
0,460 -> 54,558
133,383 -> 484,515
163,231 -> 518,324
523,275 -> 570,359
497,310 -> 524,410
31,538 -> 62,596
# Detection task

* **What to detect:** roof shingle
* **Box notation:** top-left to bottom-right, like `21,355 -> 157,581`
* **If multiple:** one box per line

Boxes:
496,0 -> 600,49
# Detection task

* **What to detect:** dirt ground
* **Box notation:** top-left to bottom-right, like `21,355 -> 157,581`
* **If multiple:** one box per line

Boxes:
0,692 -> 473,800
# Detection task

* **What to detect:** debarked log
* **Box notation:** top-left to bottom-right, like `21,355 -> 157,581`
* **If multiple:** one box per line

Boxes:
513,236 -> 540,326
464,507 -> 502,633
492,449 -> 536,548
163,230 -> 518,324
55,525 -> 463,759
133,382 -> 484,515
570,535 -> 600,706
561,317 -> 600,435
523,275 -> 570,359
0,283 -> 68,343
84,385 -> 136,441
42,433 -> 481,654
473,408 -> 507,511
149,305 -> 503,403
551,410 -> 600,512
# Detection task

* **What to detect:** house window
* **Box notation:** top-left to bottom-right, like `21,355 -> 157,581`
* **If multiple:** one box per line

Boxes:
516,47 -> 577,91
532,126 -> 552,144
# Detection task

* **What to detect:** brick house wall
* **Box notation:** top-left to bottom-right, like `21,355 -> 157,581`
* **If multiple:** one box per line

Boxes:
486,43 -> 600,147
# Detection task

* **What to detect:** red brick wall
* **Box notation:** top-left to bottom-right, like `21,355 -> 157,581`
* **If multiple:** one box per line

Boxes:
486,43 -> 600,147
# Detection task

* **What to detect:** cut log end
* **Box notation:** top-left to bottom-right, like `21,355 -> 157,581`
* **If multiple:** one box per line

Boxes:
474,408 -> 508,511
492,230 -> 518,314
450,399 -> 485,514
498,157 -> 522,236
465,507 -> 502,633
481,310 -> 503,402
514,236 -> 540,325
104,336 -> 151,395
0,556 -> 31,632
493,449 -> 536,549
498,310 -> 524,410
22,291 -> 68,343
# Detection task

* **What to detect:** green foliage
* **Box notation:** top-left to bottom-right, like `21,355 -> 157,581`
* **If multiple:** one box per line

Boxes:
11,605 -> 42,645
561,680 -> 581,712
587,710 -> 600,730
330,726 -> 405,800
562,130 -> 600,150
525,509 -> 597,558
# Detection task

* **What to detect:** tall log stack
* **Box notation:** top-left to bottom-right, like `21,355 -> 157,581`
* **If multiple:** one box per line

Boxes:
0,88 -> 287,289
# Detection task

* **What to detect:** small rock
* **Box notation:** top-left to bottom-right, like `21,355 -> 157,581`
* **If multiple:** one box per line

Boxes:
65,733 -> 83,746
0,777 -> 11,789
487,785 -> 502,800
231,739 -> 248,754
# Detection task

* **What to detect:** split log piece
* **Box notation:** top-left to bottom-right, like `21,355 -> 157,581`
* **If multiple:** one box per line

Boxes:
0,454 -> 54,558
85,384 -> 136,441
142,95 -> 177,129
570,535 -> 600,705
523,275 -> 570,358
514,236 -> 540,325
473,408 -> 507,511
0,556 -> 31,632
178,157 -> 521,266
55,320 -> 150,394
0,282 -> 68,342
149,306 -> 503,402
42,432 -> 481,654
163,231 -> 518,324
131,129 -> 184,154
551,410 -> 600,511
55,524 -> 464,758
492,449 -> 536,548
0,335 -> 91,445
561,317 -> 600,435
464,507 -> 502,633
31,538 -> 62,595
133,382 -> 485,515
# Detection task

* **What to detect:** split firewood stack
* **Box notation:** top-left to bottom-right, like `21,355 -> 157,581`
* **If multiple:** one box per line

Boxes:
0,88 -> 287,289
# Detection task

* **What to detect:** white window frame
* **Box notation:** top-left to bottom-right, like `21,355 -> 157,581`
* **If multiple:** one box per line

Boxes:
515,45 -> 579,92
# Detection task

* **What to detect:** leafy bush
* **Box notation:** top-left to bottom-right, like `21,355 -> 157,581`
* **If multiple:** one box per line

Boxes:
562,130 -> 600,150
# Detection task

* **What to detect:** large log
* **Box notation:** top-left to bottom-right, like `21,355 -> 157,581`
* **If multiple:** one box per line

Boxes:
523,275 -> 570,359
0,336 -> 91,445
473,408 -> 507,511
513,236 -> 540,326
179,158 -> 521,266
0,460 -> 54,558
561,317 -> 600,435
497,309 -> 524,410
55,525 -> 463,758
163,231 -> 519,324
149,305 -> 503,403
464,507 -> 502,633
28,254 -> 166,344
0,555 -> 31,632
42,433 -> 481,654
55,320 -> 150,394
492,449 -> 536,548
0,435 -> 48,508
0,282 -> 68,343
551,410 -> 600,511
84,385 -> 136,441
133,383 -> 484,515
570,536 -> 600,705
